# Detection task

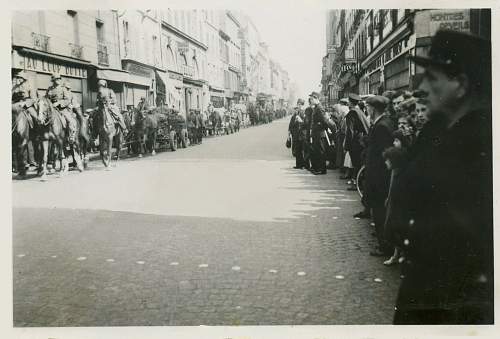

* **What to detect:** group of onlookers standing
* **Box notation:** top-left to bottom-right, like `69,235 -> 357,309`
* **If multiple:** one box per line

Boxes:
289,30 -> 493,325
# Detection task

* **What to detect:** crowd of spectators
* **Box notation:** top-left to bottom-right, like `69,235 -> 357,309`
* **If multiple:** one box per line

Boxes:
288,29 -> 493,325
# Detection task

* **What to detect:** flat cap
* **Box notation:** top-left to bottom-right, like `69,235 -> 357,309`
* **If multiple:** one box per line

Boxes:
348,93 -> 361,102
309,91 -> 320,99
409,30 -> 489,74
339,98 -> 349,105
365,95 -> 390,111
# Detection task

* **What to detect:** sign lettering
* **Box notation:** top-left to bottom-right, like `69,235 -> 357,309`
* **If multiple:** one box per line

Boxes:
429,9 -> 470,35
127,63 -> 152,78
18,54 -> 87,78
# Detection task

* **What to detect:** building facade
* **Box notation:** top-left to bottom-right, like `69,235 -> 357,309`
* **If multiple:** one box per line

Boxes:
323,9 -> 491,101
12,9 -> 292,116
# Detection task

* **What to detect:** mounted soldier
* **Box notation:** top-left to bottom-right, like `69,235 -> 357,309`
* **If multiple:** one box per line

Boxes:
64,81 -> 84,124
96,79 -> 127,134
46,72 -> 77,143
12,70 -> 37,120
12,70 -> 38,176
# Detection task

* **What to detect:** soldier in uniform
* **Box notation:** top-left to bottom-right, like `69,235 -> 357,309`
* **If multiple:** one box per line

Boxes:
46,72 -> 78,142
96,79 -> 127,133
394,30 -> 493,324
187,109 -> 197,144
195,109 -> 204,144
309,91 -> 336,175
136,96 -> 150,113
12,70 -> 37,171
64,82 -> 84,124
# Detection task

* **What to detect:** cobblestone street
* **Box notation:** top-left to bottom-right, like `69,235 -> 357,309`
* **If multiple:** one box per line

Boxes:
12,119 -> 400,326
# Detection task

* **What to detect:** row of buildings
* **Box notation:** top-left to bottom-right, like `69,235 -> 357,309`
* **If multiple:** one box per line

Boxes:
11,10 -> 292,118
320,9 -> 491,106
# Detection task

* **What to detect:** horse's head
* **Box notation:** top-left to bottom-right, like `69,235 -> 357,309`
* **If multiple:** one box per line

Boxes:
36,97 -> 53,125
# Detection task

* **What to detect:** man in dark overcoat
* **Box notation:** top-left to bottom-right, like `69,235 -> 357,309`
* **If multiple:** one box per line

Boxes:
288,99 -> 306,168
301,98 -> 314,170
309,92 -> 336,174
393,30 -> 493,324
363,95 -> 395,256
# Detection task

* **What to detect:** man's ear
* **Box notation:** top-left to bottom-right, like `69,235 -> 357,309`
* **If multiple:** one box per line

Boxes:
454,73 -> 469,99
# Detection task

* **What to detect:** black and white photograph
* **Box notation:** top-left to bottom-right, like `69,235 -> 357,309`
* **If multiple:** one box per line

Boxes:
5,1 -> 498,338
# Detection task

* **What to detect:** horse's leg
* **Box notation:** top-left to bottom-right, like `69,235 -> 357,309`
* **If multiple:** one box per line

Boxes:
58,141 -> 68,176
151,131 -> 156,155
40,139 -> 49,180
72,142 -> 84,172
115,133 -> 122,164
100,132 -> 108,167
105,133 -> 113,170
16,138 -> 28,178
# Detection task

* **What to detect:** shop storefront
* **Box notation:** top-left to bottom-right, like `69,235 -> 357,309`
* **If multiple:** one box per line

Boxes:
122,60 -> 155,109
209,85 -> 224,108
12,47 -> 92,109
384,52 -> 409,91
369,70 -> 382,94
183,78 -> 205,116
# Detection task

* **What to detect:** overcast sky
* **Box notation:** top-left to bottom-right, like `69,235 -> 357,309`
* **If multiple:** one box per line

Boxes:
244,7 -> 326,100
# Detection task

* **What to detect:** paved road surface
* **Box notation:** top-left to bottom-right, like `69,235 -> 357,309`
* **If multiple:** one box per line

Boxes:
13,118 -> 400,326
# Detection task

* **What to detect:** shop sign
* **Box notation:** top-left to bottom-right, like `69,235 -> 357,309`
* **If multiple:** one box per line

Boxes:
385,37 -> 409,64
126,63 -> 152,78
341,63 -> 356,72
429,10 -> 470,35
15,53 -> 87,78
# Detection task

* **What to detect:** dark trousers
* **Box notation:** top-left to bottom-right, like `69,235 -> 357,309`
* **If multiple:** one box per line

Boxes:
302,139 -> 311,169
292,138 -> 305,168
311,136 -> 328,172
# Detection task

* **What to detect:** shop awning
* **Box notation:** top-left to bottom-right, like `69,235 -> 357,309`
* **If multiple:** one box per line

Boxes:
128,73 -> 152,87
155,70 -> 169,88
96,68 -> 129,83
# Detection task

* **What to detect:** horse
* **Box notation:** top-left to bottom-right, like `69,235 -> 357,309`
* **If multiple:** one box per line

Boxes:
92,104 -> 123,169
11,101 -> 37,178
135,109 -> 166,156
35,97 -> 75,179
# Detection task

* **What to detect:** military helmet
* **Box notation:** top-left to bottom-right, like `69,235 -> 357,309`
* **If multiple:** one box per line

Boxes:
98,79 -> 107,87
51,72 -> 62,81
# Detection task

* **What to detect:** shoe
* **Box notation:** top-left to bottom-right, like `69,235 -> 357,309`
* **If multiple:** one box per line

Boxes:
353,211 -> 370,219
313,170 -> 327,175
347,186 -> 357,191
340,175 -> 349,179
383,256 -> 399,266
293,166 -> 303,169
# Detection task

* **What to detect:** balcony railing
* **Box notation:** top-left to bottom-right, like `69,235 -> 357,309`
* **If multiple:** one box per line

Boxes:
69,43 -> 83,59
97,41 -> 109,66
32,32 -> 50,52
180,64 -> 194,78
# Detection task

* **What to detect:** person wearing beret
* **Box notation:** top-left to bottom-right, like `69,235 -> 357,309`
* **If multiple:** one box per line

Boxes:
288,100 -> 306,169
362,95 -> 395,257
393,30 -> 493,324
309,91 -> 336,174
